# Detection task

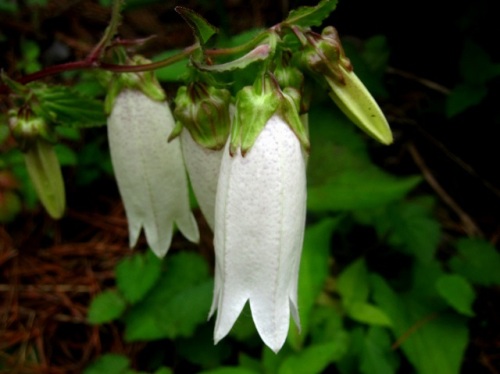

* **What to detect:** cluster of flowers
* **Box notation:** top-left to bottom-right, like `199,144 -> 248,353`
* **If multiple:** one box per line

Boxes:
106,27 -> 392,353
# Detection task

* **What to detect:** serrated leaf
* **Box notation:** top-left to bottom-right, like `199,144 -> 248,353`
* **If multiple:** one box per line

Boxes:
32,85 -> 106,128
308,169 -> 421,212
345,302 -> 392,326
284,0 -> 338,27
372,275 -> 469,374
84,354 -> 130,374
198,368 -> 258,374
449,238 -> 500,286
290,218 -> 339,348
436,274 -> 475,317
446,83 -> 487,117
88,290 -> 127,324
175,6 -> 217,45
337,258 -> 369,307
116,250 -> 162,303
360,327 -> 399,374
123,252 -> 212,341
381,198 -> 441,263
192,44 -> 270,73
278,342 -> 344,374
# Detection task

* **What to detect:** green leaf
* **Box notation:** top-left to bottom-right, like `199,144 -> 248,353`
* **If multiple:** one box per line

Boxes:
380,198 -> 441,263
84,354 -> 130,374
360,327 -> 399,374
176,325 -> 231,369
449,238 -> 500,286
115,250 -> 162,303
337,258 -> 369,307
460,40 -> 500,84
446,83 -> 487,117
87,290 -> 127,324
346,302 -> 392,326
153,368 -> 173,374
192,44 -> 270,73
154,49 -> 189,82
308,170 -> 421,212
53,144 -> 78,166
284,0 -> 338,27
436,274 -> 475,317
31,85 -> 106,128
123,252 -> 212,341
198,368 -> 258,374
290,218 -> 339,347
175,6 -> 217,45
372,275 -> 469,374
278,342 -> 343,374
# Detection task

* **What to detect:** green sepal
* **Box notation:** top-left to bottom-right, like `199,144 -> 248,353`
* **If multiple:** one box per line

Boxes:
104,55 -> 165,114
24,138 -> 66,219
279,88 -> 310,152
172,84 -> 232,150
326,67 -> 393,145
231,79 -> 280,156
175,6 -> 218,46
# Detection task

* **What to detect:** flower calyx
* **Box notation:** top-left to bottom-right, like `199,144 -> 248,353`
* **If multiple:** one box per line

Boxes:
230,74 -> 309,156
171,83 -> 232,150
104,55 -> 165,114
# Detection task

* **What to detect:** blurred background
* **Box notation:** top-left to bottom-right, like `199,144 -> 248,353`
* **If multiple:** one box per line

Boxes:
1,1 -> 499,373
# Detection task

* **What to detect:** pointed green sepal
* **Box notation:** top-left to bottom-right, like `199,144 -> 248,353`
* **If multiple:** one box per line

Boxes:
326,66 -> 393,145
279,88 -> 310,152
24,138 -> 66,219
173,84 -> 232,150
104,55 -> 165,114
231,78 -> 280,156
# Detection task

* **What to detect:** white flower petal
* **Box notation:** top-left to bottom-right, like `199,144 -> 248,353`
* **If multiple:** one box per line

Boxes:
181,130 -> 224,230
107,89 -> 199,257
212,114 -> 307,352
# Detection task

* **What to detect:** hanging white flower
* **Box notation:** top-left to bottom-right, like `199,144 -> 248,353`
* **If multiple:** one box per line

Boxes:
180,129 -> 223,230
210,114 -> 307,353
107,89 -> 199,257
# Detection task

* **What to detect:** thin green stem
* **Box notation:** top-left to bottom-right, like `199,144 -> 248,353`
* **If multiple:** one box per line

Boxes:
87,0 -> 124,62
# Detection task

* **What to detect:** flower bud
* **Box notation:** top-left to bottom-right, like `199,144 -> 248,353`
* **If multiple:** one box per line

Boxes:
301,26 -> 393,145
24,138 -> 65,219
172,84 -> 232,150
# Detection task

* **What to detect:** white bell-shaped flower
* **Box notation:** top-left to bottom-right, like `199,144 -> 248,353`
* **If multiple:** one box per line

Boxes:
180,130 -> 223,230
107,89 -> 199,257
210,114 -> 307,353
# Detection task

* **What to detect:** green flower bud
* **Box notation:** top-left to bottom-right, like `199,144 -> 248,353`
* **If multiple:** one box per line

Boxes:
24,139 -> 66,219
172,83 -> 232,150
301,26 -> 392,145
